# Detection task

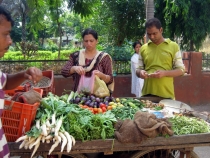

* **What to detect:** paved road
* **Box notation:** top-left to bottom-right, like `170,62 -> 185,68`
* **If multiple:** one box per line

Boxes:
192,104 -> 210,158
194,146 -> 210,158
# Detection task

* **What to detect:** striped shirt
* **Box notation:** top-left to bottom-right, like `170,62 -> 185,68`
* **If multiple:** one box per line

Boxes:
0,71 -> 10,158
61,51 -> 114,91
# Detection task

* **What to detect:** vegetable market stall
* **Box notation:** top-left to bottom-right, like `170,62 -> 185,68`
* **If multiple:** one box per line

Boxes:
8,132 -> 210,158
6,92 -> 210,158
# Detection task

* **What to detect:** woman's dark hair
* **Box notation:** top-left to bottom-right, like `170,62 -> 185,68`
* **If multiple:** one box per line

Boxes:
82,28 -> 98,40
0,5 -> 14,26
132,41 -> 141,49
145,17 -> 162,29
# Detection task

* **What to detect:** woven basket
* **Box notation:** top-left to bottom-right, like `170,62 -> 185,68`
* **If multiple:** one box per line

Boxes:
20,76 -> 51,88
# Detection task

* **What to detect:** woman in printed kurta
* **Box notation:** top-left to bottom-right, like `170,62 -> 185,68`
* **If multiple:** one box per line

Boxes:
61,28 -> 114,92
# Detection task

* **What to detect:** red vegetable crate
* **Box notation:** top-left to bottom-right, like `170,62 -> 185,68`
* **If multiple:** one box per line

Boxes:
2,87 -> 43,142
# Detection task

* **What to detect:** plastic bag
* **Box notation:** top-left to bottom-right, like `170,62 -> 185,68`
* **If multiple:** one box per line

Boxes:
93,76 -> 110,98
77,75 -> 110,97
77,75 -> 95,94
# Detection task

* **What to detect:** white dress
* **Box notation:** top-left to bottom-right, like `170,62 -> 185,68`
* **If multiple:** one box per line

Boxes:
131,53 -> 144,97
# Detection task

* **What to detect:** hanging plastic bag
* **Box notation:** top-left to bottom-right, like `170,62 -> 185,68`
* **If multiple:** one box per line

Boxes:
77,75 -> 95,94
93,75 -> 110,98
77,74 -> 110,98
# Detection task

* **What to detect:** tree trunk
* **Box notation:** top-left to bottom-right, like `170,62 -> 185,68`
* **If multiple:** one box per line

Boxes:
57,22 -> 62,60
21,12 -> 26,59
145,0 -> 154,42
146,0 -> 154,21
190,40 -> 194,51
21,13 -> 26,42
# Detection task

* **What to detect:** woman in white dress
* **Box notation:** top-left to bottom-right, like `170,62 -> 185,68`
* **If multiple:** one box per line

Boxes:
131,41 -> 144,97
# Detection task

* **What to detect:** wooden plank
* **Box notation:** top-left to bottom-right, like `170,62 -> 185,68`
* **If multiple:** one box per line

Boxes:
9,133 -> 210,155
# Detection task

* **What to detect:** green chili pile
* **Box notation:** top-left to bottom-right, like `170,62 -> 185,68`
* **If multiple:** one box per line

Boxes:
169,115 -> 210,135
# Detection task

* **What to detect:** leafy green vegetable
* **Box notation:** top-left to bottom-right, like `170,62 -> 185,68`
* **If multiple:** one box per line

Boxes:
154,106 -> 163,111
26,126 -> 42,138
169,115 -> 210,135
65,108 -> 116,141
111,106 -> 139,120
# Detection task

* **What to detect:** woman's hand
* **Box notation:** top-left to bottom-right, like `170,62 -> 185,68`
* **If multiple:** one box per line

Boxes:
93,70 -> 102,78
93,70 -> 109,83
73,66 -> 86,75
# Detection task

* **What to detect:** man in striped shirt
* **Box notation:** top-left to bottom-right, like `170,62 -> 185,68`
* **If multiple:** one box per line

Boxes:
0,6 -> 43,157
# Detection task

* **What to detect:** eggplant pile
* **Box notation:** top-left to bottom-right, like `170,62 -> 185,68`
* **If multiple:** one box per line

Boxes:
69,91 -> 115,108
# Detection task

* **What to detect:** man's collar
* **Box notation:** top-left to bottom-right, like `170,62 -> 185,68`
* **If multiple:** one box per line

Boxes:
148,38 -> 170,45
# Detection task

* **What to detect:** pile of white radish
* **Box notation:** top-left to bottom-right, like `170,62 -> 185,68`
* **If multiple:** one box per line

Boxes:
15,113 -> 76,158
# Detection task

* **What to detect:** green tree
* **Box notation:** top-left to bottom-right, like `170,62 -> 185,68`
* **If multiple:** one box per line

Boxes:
101,0 -> 146,46
1,0 -> 29,42
67,0 -> 99,17
155,0 -> 210,51
10,18 -> 22,44
27,0 -> 49,40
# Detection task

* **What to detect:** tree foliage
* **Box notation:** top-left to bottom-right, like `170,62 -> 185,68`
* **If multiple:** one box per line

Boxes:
3,0 -> 210,53
155,0 -> 210,51
67,0 -> 99,17
101,0 -> 146,46
1,0 -> 29,42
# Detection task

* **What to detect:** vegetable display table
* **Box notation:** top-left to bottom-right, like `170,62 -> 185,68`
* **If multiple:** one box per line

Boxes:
8,133 -> 210,158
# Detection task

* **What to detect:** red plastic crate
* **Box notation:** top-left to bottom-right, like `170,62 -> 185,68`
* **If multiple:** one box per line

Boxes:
20,70 -> 55,97
2,87 -> 43,142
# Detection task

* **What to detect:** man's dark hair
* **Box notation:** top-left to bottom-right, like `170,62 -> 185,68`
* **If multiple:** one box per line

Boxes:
145,17 -> 162,29
82,28 -> 98,40
0,5 -> 14,26
132,41 -> 141,49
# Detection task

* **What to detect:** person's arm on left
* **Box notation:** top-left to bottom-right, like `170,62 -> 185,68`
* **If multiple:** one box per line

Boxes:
4,67 -> 43,90
136,51 -> 149,79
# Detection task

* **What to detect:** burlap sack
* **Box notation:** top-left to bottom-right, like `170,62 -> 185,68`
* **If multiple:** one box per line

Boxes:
12,89 -> 41,104
114,119 -> 146,143
134,111 -> 173,138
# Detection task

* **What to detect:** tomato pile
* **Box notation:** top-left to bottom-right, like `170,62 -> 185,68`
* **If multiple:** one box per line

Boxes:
79,103 -> 108,114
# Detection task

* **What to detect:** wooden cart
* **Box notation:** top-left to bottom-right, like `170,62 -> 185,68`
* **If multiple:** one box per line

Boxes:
9,132 -> 210,158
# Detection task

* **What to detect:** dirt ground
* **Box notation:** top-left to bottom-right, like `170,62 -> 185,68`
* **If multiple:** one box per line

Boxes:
192,104 -> 210,112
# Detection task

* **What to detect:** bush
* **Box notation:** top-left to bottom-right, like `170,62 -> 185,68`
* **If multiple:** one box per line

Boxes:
103,45 -> 133,60
2,51 -> 23,60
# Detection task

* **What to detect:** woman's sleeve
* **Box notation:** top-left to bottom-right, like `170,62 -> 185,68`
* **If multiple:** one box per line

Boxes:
61,55 -> 74,78
100,55 -> 114,84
